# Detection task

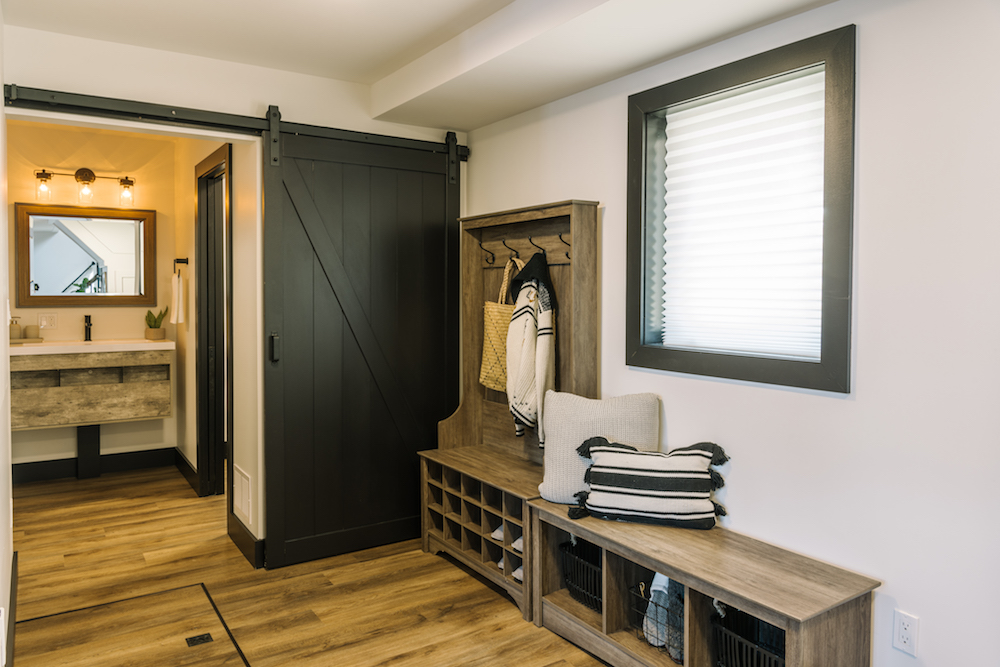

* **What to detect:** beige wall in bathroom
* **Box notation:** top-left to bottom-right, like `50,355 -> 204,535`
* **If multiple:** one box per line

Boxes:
6,120 -> 218,464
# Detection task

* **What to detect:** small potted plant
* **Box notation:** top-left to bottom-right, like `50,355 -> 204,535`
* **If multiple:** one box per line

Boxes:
145,307 -> 168,340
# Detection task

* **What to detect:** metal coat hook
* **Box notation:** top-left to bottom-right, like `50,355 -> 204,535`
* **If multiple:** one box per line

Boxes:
558,233 -> 571,260
479,241 -> 495,265
528,236 -> 545,253
501,238 -> 518,258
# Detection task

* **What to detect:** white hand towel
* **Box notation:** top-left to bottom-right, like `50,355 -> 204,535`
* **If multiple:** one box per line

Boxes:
170,272 -> 186,325
491,525 -> 504,541
511,536 -> 523,553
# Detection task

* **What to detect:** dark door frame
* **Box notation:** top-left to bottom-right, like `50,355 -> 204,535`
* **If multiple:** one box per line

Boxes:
195,144 -> 232,498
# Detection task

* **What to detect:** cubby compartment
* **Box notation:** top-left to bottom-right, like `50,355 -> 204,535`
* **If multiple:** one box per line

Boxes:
482,484 -> 503,513
483,510 -> 504,543
504,492 -> 523,522
427,509 -> 444,540
462,474 -> 481,501
444,517 -> 462,549
506,552 -> 524,584
444,491 -> 462,521
462,528 -> 482,560
463,500 -> 482,529
425,460 -> 443,485
712,603 -> 785,667
484,540 -> 504,574
505,521 -> 524,553
427,484 -> 443,512
443,467 -> 461,492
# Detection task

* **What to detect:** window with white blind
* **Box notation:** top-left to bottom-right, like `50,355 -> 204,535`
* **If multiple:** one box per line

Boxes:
626,26 -> 855,392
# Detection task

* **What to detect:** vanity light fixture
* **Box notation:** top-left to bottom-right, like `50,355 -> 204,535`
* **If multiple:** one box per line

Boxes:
34,169 -> 53,202
32,167 -> 137,205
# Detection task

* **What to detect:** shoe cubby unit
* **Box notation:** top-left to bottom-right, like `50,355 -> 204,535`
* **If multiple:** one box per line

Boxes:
530,498 -> 880,667
420,446 -> 543,620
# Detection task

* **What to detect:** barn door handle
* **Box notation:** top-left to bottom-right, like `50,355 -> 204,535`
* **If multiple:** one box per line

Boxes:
270,333 -> 281,362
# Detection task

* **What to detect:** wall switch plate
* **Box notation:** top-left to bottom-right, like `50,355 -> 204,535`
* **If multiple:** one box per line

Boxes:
893,608 -> 918,657
38,313 -> 58,329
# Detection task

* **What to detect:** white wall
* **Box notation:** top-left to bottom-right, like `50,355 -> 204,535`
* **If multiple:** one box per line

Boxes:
466,0 -> 1000,665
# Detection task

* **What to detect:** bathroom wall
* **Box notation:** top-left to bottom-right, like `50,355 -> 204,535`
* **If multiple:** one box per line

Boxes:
5,120 -> 218,464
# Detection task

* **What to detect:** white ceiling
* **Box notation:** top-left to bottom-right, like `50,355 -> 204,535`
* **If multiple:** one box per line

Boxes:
1,0 -> 834,131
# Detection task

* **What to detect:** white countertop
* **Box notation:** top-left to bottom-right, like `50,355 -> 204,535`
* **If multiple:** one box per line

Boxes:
9,339 -> 176,356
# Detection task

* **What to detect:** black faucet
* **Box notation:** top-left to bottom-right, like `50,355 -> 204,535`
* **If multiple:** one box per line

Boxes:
85,315 -> 92,341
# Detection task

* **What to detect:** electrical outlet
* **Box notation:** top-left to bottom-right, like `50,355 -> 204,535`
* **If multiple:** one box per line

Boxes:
893,609 -> 918,657
38,313 -> 58,329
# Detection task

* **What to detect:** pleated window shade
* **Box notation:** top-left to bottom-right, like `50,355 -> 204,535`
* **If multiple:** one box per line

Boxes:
658,64 -> 826,361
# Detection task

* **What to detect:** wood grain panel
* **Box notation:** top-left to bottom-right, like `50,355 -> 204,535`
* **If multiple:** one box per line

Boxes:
59,367 -> 123,386
12,381 -> 171,430
10,350 -> 172,372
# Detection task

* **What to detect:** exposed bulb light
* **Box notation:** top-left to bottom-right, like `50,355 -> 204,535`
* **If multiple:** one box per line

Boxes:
75,168 -> 96,204
119,176 -> 135,207
35,170 -> 53,202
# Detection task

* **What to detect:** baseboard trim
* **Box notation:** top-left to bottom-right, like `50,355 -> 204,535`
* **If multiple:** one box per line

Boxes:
12,448 -> 178,484
8,551 -> 17,666
228,513 -> 264,569
175,450 -> 199,495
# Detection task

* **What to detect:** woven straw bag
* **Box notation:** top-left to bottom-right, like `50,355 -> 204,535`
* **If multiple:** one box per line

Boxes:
480,256 -> 525,392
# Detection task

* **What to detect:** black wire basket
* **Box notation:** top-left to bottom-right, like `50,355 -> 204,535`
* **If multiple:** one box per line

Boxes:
712,604 -> 785,667
559,540 -> 602,613
628,583 -> 684,665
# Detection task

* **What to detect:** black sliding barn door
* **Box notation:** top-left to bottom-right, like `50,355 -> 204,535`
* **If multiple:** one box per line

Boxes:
263,131 -> 460,568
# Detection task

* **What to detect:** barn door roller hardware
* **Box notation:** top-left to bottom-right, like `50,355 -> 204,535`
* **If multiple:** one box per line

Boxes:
268,105 -> 281,167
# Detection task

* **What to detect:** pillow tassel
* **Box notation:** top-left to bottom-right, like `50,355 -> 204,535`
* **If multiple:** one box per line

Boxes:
577,436 -> 608,459
709,468 -> 725,490
568,491 -> 591,520
712,501 -> 727,517
708,442 -> 729,466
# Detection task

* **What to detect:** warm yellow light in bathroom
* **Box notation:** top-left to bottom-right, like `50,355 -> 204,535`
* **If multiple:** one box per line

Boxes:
35,170 -> 52,202
119,176 -> 135,207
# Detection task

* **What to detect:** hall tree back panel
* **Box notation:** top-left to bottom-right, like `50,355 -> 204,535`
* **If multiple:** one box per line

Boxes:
438,200 -> 600,463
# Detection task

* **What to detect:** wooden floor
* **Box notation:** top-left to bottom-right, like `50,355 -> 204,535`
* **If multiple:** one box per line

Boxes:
13,466 -> 606,666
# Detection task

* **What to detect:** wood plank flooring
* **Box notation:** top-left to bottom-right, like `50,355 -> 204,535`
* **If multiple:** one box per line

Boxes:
13,466 -> 606,666
16,585 -> 245,666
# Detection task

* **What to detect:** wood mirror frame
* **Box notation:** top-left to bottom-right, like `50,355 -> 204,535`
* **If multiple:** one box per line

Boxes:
15,203 -> 157,307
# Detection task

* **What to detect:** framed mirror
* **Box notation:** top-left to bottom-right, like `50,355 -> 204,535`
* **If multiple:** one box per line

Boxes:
15,203 -> 157,307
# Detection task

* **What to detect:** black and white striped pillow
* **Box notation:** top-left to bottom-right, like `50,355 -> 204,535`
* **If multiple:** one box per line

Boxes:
570,437 -> 728,530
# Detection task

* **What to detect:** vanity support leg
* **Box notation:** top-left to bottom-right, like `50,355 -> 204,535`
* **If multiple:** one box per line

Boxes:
77,425 -> 101,479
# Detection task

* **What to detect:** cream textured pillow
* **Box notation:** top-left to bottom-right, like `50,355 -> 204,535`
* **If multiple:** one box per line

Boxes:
538,391 -> 660,504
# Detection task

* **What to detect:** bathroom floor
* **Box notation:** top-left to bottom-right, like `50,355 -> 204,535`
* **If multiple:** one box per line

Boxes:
12,467 -> 606,666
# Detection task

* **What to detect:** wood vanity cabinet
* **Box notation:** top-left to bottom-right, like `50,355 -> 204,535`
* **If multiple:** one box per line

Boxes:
10,349 -> 172,430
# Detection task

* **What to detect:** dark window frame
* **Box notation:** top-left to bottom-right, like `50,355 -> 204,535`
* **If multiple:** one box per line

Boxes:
625,25 -> 856,393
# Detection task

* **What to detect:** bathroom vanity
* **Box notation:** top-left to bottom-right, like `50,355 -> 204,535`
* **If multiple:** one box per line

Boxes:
9,339 -> 175,477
